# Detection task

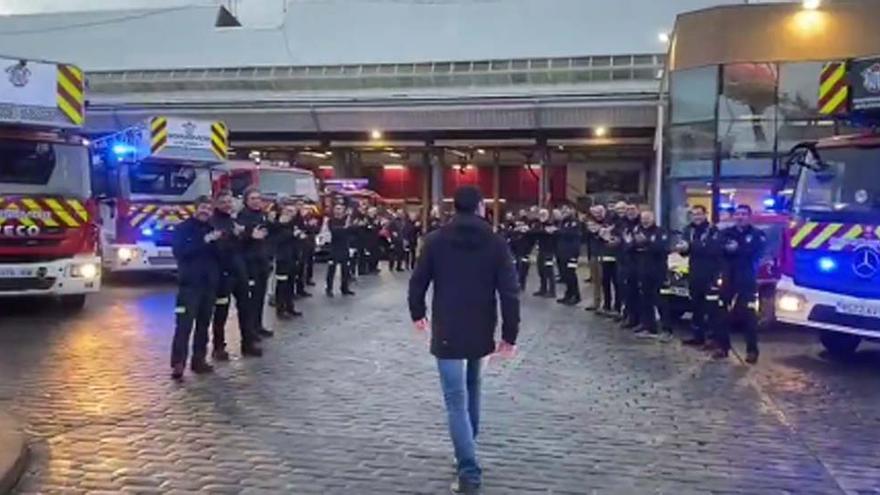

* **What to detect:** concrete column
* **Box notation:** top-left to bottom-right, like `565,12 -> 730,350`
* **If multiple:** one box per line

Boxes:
431,148 -> 443,210
492,151 -> 501,231
537,142 -> 549,206
332,149 -> 351,178
421,147 -> 431,226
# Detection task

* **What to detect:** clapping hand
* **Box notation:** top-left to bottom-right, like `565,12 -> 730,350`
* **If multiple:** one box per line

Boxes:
204,230 -> 223,243
233,223 -> 245,236
676,240 -> 689,253
725,240 -> 739,252
252,226 -> 268,240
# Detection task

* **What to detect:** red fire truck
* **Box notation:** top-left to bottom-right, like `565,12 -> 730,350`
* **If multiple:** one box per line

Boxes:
0,56 -> 99,309
91,117 -> 228,273
775,57 -> 880,357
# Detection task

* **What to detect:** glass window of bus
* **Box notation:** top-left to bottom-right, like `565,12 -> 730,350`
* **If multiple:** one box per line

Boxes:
128,162 -> 210,200
670,66 -> 718,124
0,140 -> 89,197
795,147 -> 880,214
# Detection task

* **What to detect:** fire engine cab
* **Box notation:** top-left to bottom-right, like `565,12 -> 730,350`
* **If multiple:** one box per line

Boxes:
91,117 -> 228,273
776,56 -> 880,357
0,56 -> 99,309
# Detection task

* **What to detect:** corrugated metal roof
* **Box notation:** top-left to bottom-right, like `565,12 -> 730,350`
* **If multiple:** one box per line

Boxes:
0,0 -> 742,71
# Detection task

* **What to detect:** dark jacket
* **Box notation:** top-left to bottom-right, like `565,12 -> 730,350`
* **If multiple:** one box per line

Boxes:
408,214 -> 521,360
237,207 -> 271,267
172,217 -> 219,288
681,222 -> 721,286
631,224 -> 668,280
720,225 -> 766,296
532,220 -> 558,253
556,217 -> 583,256
327,216 -> 352,257
363,215 -> 382,252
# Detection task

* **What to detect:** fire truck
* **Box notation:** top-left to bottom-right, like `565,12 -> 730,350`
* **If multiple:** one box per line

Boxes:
0,56 -> 99,309
212,160 -> 320,208
775,57 -> 880,357
91,117 -> 228,273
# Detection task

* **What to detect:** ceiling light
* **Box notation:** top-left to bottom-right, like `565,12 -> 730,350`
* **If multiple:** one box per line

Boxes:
802,0 -> 820,10
594,126 -> 608,137
476,148 -> 486,155
370,129 -> 383,140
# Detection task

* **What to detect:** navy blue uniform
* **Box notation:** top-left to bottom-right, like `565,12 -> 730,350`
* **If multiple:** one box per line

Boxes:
532,220 -> 558,297
326,217 -> 354,294
679,222 -> 722,342
171,217 -> 220,367
717,225 -> 766,355
632,224 -> 668,333
619,217 -> 641,326
238,207 -> 272,335
210,210 -> 255,353
556,217 -> 583,302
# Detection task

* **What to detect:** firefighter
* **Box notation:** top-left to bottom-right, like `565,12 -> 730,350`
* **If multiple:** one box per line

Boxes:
532,208 -> 558,298
583,205 -> 605,311
325,203 -> 356,297
674,205 -> 721,347
388,209 -> 407,272
292,201 -> 312,298
210,191 -> 261,359
631,210 -> 669,338
270,202 -> 303,320
405,210 -> 422,270
509,210 -> 534,291
237,187 -> 274,339
608,201 -> 629,320
556,204 -> 583,306
170,195 -> 221,380
362,206 -> 382,274
596,206 -> 621,317
620,204 -> 642,329
427,207 -> 444,234
715,204 -> 765,363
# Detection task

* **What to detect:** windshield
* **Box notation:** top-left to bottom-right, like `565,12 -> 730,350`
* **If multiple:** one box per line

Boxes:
259,169 -> 319,202
794,146 -> 880,220
0,139 -> 90,197
127,162 -> 211,201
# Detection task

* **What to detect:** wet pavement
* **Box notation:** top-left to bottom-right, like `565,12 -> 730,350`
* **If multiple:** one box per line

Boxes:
1,268 -> 879,494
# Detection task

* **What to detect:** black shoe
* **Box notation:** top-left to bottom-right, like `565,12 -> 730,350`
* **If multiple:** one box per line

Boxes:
622,321 -> 639,329
258,328 -> 274,338
212,348 -> 230,362
191,360 -> 214,374
171,363 -> 185,380
584,305 -> 598,312
297,291 -> 313,298
242,345 -> 264,358
325,289 -> 334,298
276,311 -> 292,321
556,297 -> 570,304
450,479 -> 481,494
342,290 -> 356,296
745,351 -> 759,364
542,292 -> 557,299
613,314 -> 626,322
290,309 -> 303,317
712,349 -> 729,360
532,290 -> 546,297
682,338 -> 706,347
306,280 -> 316,286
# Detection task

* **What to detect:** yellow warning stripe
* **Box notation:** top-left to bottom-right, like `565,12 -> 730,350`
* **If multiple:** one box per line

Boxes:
821,90 -> 849,116
129,213 -> 148,227
151,117 -> 167,133
5,203 -> 35,227
67,199 -> 89,222
819,64 -> 845,98
44,198 -> 80,227
829,225 -> 863,251
790,222 -> 818,248
20,198 -> 58,227
805,223 -> 843,249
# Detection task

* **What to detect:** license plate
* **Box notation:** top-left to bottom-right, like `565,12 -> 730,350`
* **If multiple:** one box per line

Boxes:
158,249 -> 173,257
836,301 -> 880,319
0,267 -> 34,278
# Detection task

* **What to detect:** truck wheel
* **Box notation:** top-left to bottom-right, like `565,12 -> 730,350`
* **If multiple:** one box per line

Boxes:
59,294 -> 87,312
819,330 -> 861,359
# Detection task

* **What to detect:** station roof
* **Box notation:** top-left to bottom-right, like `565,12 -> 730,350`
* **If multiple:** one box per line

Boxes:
0,0 -> 751,71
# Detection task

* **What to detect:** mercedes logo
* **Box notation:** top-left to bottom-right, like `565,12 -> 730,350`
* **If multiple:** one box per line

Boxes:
852,247 -> 880,279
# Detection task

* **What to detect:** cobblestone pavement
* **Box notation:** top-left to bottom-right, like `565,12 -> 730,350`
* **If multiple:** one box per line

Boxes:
1,269 -> 879,494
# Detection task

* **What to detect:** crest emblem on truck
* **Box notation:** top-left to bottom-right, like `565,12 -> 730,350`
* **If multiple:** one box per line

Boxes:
182,121 -> 197,137
5,62 -> 30,88
852,247 -> 880,279
862,63 -> 880,93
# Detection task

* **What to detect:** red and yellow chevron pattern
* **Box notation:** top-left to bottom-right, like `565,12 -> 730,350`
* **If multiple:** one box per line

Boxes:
0,196 -> 89,228
56,64 -> 85,126
211,121 -> 228,160
790,221 -> 878,251
126,203 -> 196,231
150,117 -> 168,155
819,62 -> 849,116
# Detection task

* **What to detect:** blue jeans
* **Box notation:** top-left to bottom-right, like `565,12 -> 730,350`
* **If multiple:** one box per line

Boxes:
437,358 -> 483,486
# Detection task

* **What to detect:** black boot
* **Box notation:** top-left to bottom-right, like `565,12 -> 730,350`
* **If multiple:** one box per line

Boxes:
191,359 -> 215,374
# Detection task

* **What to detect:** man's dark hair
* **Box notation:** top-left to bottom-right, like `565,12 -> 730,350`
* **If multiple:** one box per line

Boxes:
735,204 -> 752,215
194,195 -> 213,207
691,204 -> 707,214
214,189 -> 233,200
243,186 -> 261,200
453,186 -> 482,214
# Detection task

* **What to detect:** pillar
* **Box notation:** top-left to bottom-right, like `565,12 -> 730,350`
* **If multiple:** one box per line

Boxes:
492,150 -> 501,230
422,146 -> 432,226
431,148 -> 443,211
537,140 -> 549,206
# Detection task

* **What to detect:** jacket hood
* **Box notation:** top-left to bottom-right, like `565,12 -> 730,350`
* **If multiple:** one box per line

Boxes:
448,214 -> 493,251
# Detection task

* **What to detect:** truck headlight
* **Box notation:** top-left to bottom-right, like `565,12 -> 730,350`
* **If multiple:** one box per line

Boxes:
777,293 -> 804,313
71,263 -> 99,279
117,247 -> 136,262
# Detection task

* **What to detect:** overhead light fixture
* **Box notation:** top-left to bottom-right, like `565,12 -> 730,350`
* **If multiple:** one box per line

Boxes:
658,32 -> 670,44
802,0 -> 820,10
594,126 -> 608,137
476,148 -> 486,155
318,165 -> 334,170
383,164 -> 405,170
370,129 -> 383,140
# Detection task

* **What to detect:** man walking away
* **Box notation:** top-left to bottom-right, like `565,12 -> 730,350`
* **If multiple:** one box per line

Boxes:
715,205 -> 765,363
532,208 -> 558,298
675,205 -> 721,348
632,210 -> 669,339
405,210 -> 422,270
211,191 -> 262,359
170,196 -> 221,380
556,204 -> 583,306
409,186 -> 520,495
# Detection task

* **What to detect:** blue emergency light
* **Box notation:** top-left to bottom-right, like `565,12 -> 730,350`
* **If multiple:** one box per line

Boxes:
141,228 -> 154,238
763,197 -> 777,208
817,256 -> 837,273
113,143 -> 136,156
